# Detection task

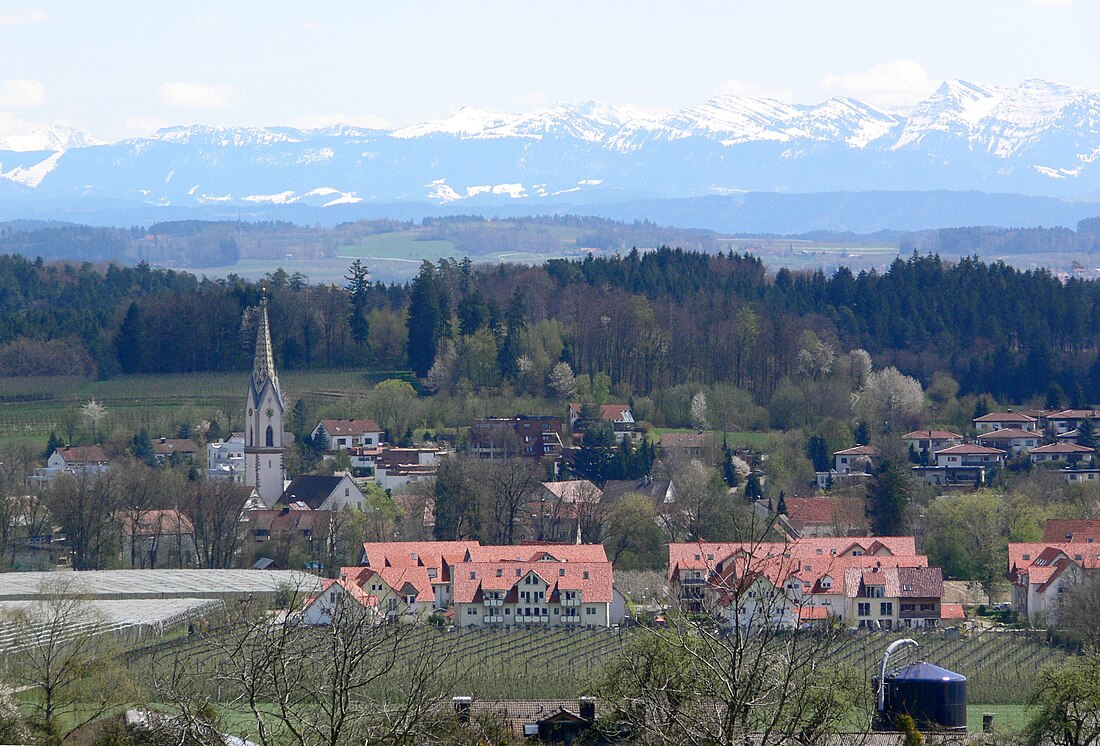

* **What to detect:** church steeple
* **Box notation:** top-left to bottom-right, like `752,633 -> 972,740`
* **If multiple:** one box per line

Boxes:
251,293 -> 281,400
245,291 -> 286,507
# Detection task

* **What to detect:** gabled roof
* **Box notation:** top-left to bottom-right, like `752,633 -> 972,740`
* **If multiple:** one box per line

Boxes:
1009,542 -> 1100,576
833,445 -> 880,457
54,445 -> 109,464
359,540 -> 477,578
465,544 -> 608,563
668,537 -> 919,579
280,475 -> 349,510
304,578 -> 378,611
538,480 -> 600,503
1048,409 -> 1100,421
973,411 -> 1037,423
902,430 -> 962,441
940,603 -> 965,620
152,438 -> 199,455
347,566 -> 435,603
782,497 -> 868,533
452,560 -> 612,604
568,403 -> 632,422
118,509 -> 194,537
1029,442 -> 1094,454
843,566 -> 943,599
976,428 -> 1039,441
935,444 -> 1006,456
1043,519 -> 1100,543
316,419 -> 381,436
600,479 -> 673,504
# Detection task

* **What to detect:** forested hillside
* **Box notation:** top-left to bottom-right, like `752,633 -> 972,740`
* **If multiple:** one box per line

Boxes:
0,250 -> 1097,408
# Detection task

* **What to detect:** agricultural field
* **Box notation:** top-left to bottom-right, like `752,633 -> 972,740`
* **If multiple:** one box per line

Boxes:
0,369 -> 394,446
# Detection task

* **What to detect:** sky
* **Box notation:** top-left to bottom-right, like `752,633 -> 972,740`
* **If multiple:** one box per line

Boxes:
0,0 -> 1095,142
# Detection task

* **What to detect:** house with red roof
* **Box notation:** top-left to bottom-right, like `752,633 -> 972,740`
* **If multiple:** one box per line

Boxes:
1008,542 -> 1100,625
779,496 -> 869,538
1043,519 -> 1100,543
902,430 -> 963,456
567,402 -> 640,442
832,445 -> 880,475
913,443 -> 1007,486
342,565 -> 436,620
975,428 -> 1041,456
301,578 -> 380,626
667,537 -> 948,629
1046,409 -> 1100,436
973,411 -> 1038,434
1029,442 -> 1094,465
311,419 -> 383,451
358,540 -> 478,608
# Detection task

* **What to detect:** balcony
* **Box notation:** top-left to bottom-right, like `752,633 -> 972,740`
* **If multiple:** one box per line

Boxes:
561,614 -> 581,623
484,598 -> 503,607
516,615 -> 549,623
680,577 -> 705,585
483,615 -> 504,624
560,597 -> 581,607
899,607 -> 940,619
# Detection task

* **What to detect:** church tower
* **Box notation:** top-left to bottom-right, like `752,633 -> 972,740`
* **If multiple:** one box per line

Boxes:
244,295 -> 286,507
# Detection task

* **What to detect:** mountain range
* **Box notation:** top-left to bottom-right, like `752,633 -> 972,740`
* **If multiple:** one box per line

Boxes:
5,79 -> 1100,231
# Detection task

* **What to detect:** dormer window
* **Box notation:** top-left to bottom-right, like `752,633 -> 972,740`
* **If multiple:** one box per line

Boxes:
559,568 -> 566,577
496,569 -> 503,577
469,571 -> 476,580
1023,554 -> 1031,561
583,571 -> 589,580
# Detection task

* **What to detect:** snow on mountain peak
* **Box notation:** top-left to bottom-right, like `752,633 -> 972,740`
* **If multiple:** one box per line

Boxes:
0,125 -> 103,152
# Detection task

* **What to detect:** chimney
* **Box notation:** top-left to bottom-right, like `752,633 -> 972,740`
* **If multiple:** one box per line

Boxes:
160,437 -> 167,444
579,696 -> 596,721
452,696 -> 472,724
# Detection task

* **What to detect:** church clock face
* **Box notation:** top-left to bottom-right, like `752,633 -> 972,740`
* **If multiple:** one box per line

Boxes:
266,408 -> 274,417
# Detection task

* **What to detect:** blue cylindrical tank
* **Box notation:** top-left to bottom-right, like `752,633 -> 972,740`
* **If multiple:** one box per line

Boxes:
879,661 -> 967,732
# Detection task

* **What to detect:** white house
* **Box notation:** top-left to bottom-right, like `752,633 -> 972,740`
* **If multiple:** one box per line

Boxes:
312,419 -> 383,450
207,433 -> 245,481
833,445 -> 880,474
1009,543 -> 1099,626
567,403 -> 640,442
976,428 -> 1042,456
902,430 -> 963,459
934,443 -> 1006,467
301,578 -> 380,626
280,474 -> 367,511
1046,409 -> 1100,436
1029,442 -> 1094,464
972,411 -> 1038,433
35,446 -> 111,482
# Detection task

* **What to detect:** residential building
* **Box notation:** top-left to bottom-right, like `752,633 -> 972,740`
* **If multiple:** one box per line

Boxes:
973,411 -> 1038,433
244,296 -> 286,507
470,415 -> 564,462
358,540 -> 480,608
244,508 -> 334,546
152,437 -> 199,464
660,432 -> 716,463
1009,542 -> 1100,625
311,419 -> 383,450
301,578 -> 379,625
1046,409 -> 1100,436
567,403 -> 640,442
343,565 -> 436,620
280,474 -> 366,511
374,447 -> 446,491
779,497 -> 869,538
976,428 -> 1041,456
1064,469 -> 1100,484
934,443 -> 1006,468
49,445 -> 110,475
207,433 -> 245,481
1029,442 -> 1094,465
1043,519 -> 1100,543
667,537 -> 942,630
901,430 -> 963,460
911,443 -> 1007,486
117,509 -> 197,568
833,445 -> 879,474
844,565 -> 945,631
529,480 -> 602,543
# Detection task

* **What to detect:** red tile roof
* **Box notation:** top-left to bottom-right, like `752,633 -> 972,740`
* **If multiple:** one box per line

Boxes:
902,430 -> 963,440
349,566 -> 435,603
359,540 -> 478,579
976,428 -> 1040,441
538,480 -> 601,503
118,509 -> 194,537
1009,542 -> 1100,576
1043,519 -> 1100,542
1030,443 -> 1095,454
940,603 -> 965,620
305,578 -> 378,610
452,561 -> 613,604
973,412 -> 1037,423
843,566 -> 943,599
783,497 -> 868,533
465,544 -> 608,563
54,445 -> 109,464
317,419 -> 382,436
668,537 -> 919,579
1048,409 -> 1100,421
568,403 -> 632,422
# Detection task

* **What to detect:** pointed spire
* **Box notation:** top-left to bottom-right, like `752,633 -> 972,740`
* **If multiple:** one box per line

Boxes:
253,292 -> 278,387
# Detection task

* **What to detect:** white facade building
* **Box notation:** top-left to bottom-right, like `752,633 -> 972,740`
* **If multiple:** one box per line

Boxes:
244,297 -> 286,507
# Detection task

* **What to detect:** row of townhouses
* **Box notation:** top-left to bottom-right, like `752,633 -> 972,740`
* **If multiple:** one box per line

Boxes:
302,541 -> 627,628
668,536 -> 962,631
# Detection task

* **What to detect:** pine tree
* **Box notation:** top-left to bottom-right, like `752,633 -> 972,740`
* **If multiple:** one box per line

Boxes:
43,431 -> 63,460
131,428 -> 155,467
1077,418 -> 1096,449
497,290 -> 526,381
868,456 -> 911,536
406,262 -> 447,377
115,301 -> 145,373
345,259 -> 371,355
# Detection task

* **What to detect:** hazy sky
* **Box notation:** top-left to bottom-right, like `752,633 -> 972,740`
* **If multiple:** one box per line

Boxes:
0,0 -> 1094,141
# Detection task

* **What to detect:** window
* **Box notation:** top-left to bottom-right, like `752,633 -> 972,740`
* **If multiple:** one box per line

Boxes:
583,571 -> 589,580
428,568 -> 436,578
804,564 -> 812,571
266,426 -> 274,447
467,608 -> 476,616
559,568 -> 566,577
1022,553 -> 1030,561
815,548 -> 823,555
345,488 -> 350,496
858,603 -> 870,616
469,571 -> 476,580
900,603 -> 915,612
496,569 -> 503,577
919,603 -> 935,611
586,607 -> 595,615
880,602 -> 893,616
865,585 -> 884,598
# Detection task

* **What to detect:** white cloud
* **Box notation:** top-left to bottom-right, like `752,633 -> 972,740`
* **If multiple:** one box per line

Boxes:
0,79 -> 46,108
159,81 -> 236,110
0,112 -> 34,138
0,8 -> 47,25
124,116 -> 170,135
819,59 -> 940,108
288,113 -> 391,130
713,79 -> 795,101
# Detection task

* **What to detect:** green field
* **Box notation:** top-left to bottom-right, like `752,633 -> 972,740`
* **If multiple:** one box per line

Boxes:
0,369 -> 400,446
647,427 -> 768,450
336,231 -> 461,260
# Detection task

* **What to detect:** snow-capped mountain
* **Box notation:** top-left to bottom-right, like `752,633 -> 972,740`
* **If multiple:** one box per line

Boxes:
6,79 -> 1100,210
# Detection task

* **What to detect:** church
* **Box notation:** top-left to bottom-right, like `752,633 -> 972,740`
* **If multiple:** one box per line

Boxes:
244,296 -> 287,506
